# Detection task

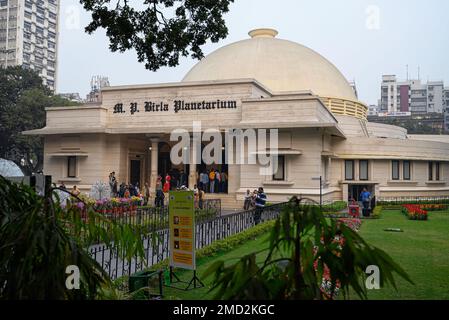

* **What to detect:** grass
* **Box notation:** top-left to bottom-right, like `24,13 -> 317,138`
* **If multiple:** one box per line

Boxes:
162,233 -> 271,300
156,209 -> 449,300
357,210 -> 449,300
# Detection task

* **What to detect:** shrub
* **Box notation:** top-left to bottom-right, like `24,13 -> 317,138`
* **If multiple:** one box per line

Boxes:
321,201 -> 347,213
377,199 -> 449,206
371,206 -> 382,219
114,220 -> 276,290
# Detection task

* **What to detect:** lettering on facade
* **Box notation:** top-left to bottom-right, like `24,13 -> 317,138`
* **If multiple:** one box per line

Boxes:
112,100 -> 237,115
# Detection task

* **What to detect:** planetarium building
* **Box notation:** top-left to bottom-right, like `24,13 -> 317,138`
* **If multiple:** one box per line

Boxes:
25,29 -> 449,207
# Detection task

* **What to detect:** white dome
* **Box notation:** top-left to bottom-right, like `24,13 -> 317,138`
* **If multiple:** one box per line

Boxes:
183,28 -> 357,100
0,159 -> 24,177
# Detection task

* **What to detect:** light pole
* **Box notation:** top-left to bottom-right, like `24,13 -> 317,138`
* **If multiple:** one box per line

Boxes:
311,176 -> 323,209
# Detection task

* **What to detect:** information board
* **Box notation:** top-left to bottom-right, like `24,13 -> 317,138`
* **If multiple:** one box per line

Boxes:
169,191 -> 196,270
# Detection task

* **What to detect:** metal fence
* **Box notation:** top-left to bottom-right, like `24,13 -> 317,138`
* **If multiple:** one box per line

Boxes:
91,199 -> 221,232
88,202 -> 285,280
377,196 -> 449,204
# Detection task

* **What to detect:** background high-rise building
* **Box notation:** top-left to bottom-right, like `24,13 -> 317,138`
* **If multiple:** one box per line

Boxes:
380,75 -> 445,115
0,0 -> 59,91
444,87 -> 449,132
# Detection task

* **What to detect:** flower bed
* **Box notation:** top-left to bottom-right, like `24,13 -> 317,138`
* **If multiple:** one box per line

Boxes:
337,218 -> 362,231
314,217 -> 362,299
67,195 -> 144,220
402,204 -> 428,221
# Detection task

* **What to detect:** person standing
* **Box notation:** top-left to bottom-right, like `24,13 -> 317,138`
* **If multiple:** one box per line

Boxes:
198,186 -> 205,210
118,182 -> 126,198
209,169 -> 216,194
215,170 -> 221,193
254,187 -> 267,225
251,189 -> 258,209
244,189 -> 252,210
221,170 -> 227,193
143,182 -> 150,205
163,173 -> 171,193
124,186 -> 131,199
180,170 -> 187,188
109,172 -> 114,197
201,171 -> 209,193
360,188 -> 371,217
112,180 -> 118,198
155,176 -> 165,208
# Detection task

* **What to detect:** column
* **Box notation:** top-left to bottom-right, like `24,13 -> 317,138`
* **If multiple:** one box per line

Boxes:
342,183 -> 349,203
188,136 -> 198,189
150,139 -> 159,192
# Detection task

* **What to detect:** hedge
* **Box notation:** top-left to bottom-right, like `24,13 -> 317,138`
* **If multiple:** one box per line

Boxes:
321,201 -> 347,213
113,220 -> 275,289
377,199 -> 449,206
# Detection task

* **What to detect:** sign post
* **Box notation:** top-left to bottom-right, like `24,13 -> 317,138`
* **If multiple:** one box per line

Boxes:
168,190 -> 204,290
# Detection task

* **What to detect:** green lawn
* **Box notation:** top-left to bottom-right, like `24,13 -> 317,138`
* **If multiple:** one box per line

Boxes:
162,233 -> 271,300
162,210 -> 449,300
357,210 -> 449,300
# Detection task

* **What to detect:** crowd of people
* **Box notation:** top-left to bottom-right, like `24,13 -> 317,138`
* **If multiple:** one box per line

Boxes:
198,168 -> 228,194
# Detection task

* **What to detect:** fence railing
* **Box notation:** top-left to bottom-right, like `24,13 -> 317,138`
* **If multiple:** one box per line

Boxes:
377,196 -> 449,204
88,202 -> 286,280
89,199 -> 221,233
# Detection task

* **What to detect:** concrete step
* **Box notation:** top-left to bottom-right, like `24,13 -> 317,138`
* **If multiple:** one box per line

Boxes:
204,193 -> 243,210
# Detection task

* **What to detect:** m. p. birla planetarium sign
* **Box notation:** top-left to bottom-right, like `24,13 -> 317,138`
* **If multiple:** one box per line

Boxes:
112,99 -> 238,115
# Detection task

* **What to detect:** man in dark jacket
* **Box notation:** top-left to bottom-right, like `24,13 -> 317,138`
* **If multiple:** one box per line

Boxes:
254,187 -> 267,225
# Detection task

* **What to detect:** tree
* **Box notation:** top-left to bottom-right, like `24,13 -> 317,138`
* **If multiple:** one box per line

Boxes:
0,176 -> 146,299
80,0 -> 234,71
205,198 -> 413,300
0,67 -> 79,175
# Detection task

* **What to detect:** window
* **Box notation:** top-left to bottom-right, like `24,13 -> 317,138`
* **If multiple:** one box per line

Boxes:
430,162 -> 442,181
24,21 -> 32,32
345,160 -> 354,181
428,162 -> 433,181
67,156 -> 77,178
36,16 -> 44,25
392,161 -> 400,180
273,155 -> 285,181
359,160 -> 369,181
436,162 -> 440,181
403,161 -> 411,180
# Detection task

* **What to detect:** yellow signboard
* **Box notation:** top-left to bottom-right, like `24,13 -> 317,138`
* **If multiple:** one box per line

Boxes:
169,191 -> 196,270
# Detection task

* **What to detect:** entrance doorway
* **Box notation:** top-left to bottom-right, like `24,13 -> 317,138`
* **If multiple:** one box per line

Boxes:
348,184 -> 374,202
197,143 -> 228,194
130,160 -> 141,186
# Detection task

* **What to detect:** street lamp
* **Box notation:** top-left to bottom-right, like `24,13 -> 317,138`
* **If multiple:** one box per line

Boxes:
311,176 -> 322,209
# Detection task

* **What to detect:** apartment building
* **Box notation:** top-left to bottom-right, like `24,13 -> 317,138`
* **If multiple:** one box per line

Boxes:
0,0 -> 59,91
380,75 -> 445,115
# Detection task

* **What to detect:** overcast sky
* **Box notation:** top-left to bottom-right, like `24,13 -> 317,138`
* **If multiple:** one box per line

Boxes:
57,0 -> 449,105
